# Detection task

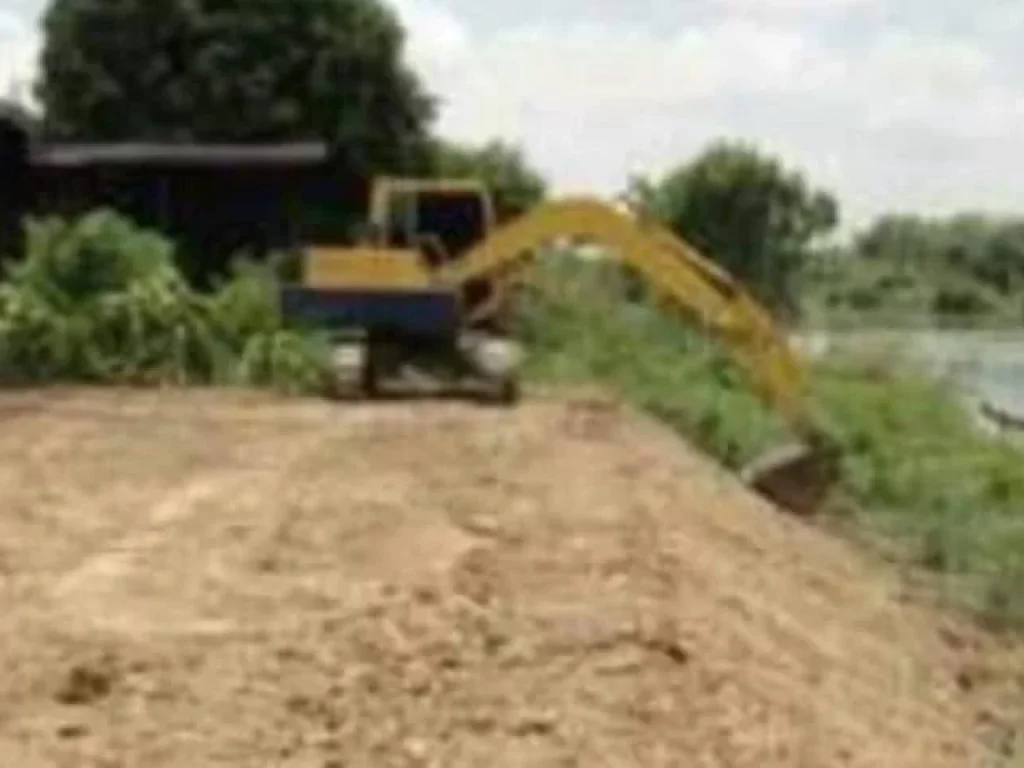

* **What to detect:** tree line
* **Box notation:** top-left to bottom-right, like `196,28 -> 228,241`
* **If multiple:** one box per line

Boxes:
21,0 -> 1024,324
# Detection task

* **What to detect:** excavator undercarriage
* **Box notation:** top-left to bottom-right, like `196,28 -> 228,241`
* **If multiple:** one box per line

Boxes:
279,177 -> 841,514
314,329 -> 522,403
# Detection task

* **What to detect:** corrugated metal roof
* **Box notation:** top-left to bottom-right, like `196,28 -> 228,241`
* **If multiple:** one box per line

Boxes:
30,141 -> 330,167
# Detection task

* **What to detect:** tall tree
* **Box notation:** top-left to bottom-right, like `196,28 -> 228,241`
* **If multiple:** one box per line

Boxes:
35,0 -> 436,175
627,139 -> 839,314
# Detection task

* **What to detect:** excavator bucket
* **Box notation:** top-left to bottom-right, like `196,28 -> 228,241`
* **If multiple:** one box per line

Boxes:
739,437 -> 842,517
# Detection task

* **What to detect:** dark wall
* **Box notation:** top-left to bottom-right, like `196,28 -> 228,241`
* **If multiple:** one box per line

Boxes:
0,129 -> 385,288
0,117 -> 29,263
25,163 -> 330,286
2,142 -> 369,288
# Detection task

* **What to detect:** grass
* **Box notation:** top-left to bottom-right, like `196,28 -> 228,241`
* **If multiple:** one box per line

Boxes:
812,364 -> 1024,628
513,252 -> 791,468
515,252 -> 1024,630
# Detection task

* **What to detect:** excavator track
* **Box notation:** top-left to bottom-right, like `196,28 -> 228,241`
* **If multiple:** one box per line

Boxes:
325,340 -> 371,399
323,333 -> 523,404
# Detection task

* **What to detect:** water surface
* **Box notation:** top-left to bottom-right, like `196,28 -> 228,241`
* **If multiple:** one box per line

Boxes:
792,329 -> 1024,430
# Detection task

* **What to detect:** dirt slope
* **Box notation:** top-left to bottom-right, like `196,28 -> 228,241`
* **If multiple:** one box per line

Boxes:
0,387 -> 1017,767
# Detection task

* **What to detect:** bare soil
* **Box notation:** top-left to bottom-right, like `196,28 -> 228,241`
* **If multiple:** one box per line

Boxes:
0,387 -> 1019,767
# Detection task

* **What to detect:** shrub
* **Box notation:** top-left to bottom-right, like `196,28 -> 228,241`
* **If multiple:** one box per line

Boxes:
0,209 -> 332,391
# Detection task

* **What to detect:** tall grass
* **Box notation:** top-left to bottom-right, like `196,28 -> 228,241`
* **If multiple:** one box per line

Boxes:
514,251 -> 790,468
0,209 -> 333,393
515,252 -> 1024,629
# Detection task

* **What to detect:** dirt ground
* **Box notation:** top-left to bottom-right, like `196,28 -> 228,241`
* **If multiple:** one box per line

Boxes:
0,387 -> 1019,767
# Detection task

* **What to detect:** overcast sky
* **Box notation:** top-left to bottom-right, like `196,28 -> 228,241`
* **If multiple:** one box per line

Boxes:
3,0 -> 1024,229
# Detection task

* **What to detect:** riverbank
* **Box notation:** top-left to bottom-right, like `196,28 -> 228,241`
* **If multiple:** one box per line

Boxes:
517,260 -> 1024,630
791,329 -> 1024,437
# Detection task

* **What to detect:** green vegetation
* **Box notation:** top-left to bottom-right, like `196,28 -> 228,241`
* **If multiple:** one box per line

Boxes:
802,213 -> 1024,329
812,362 -> 1024,629
0,210 -> 331,392
517,254 -> 1024,630
516,254 -> 789,467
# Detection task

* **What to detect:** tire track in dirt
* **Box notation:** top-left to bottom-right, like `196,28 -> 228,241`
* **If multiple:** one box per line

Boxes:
49,473 -> 255,635
47,436 -> 320,636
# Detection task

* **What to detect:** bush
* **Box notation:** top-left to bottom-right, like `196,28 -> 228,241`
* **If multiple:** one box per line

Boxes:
0,209 -> 332,392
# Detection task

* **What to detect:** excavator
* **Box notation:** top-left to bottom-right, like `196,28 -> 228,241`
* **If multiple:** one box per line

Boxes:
279,177 -> 842,515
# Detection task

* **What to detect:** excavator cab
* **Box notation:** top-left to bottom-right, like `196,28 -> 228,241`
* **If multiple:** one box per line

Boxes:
365,178 -> 508,328
360,178 -> 492,262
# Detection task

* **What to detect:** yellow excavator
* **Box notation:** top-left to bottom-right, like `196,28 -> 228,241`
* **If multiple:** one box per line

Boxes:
279,177 -> 842,515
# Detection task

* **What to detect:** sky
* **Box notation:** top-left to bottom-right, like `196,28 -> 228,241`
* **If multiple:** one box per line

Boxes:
3,0 -> 1024,230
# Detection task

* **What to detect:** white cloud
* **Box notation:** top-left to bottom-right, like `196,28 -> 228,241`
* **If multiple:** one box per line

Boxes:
415,18 -> 842,140
386,0 -> 470,69
0,11 -> 22,37
389,0 -> 1024,228
0,9 -> 39,108
710,0 -> 875,17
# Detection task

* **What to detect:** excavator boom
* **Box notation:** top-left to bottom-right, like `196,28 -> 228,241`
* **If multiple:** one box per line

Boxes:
432,196 -> 841,513
434,198 -> 815,441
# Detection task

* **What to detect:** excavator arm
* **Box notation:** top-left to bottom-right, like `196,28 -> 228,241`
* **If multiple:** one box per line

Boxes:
434,198 -> 828,450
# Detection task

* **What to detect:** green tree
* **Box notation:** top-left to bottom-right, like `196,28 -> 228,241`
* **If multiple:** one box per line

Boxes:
855,215 -> 938,271
855,212 -> 1024,292
424,138 -> 547,221
941,215 -> 1024,296
851,213 -> 1024,319
627,139 -> 839,315
35,0 -> 436,175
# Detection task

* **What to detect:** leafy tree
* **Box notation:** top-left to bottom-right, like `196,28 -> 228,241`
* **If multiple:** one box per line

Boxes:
854,213 -> 1024,301
982,220 -> 1024,296
35,0 -> 436,175
424,138 -> 547,221
855,215 -> 939,271
940,215 -> 1024,296
626,139 -> 839,315
806,210 -> 1024,325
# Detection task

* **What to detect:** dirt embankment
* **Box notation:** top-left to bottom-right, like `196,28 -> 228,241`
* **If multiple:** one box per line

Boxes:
0,388 -> 1018,767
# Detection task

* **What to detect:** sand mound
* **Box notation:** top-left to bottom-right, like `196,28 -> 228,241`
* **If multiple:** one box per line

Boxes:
0,388 -> 1017,766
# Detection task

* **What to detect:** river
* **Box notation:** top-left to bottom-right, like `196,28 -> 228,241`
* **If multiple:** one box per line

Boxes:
791,329 -> 1024,434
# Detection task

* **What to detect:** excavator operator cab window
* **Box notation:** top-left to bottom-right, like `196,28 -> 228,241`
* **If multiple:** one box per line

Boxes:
383,189 -> 489,267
